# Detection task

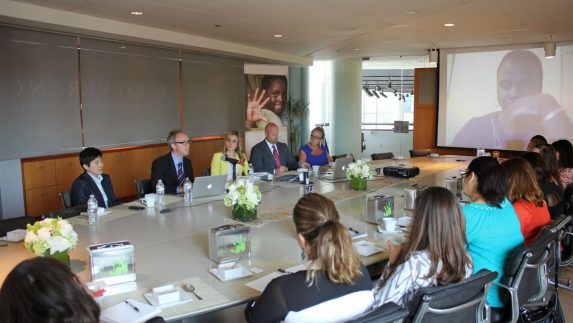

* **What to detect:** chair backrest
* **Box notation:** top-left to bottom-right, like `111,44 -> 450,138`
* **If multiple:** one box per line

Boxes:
406,269 -> 498,323
45,205 -> 86,220
564,183 -> 573,215
371,152 -> 395,160
135,179 -> 153,199
499,225 -> 558,322
202,168 -> 211,176
0,216 -> 37,236
59,191 -> 72,209
346,302 -> 409,323
409,149 -> 432,158
332,153 -> 355,162
283,290 -> 373,323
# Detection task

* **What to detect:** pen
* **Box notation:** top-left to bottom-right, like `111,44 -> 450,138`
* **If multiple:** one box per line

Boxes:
348,227 -> 360,234
124,300 -> 139,312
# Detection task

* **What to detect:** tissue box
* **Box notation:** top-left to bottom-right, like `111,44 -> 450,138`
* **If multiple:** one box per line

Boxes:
7,229 -> 26,241
208,224 -> 251,264
404,185 -> 427,210
364,195 -> 394,224
87,241 -> 136,286
152,285 -> 180,304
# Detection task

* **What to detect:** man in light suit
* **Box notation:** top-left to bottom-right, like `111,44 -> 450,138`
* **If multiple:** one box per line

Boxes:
250,123 -> 298,174
71,147 -> 120,208
151,129 -> 194,194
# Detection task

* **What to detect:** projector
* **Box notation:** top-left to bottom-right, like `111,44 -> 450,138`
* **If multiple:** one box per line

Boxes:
383,166 -> 420,178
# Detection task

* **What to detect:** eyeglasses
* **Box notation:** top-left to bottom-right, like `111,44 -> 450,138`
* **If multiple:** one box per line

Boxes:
310,135 -> 323,141
174,140 -> 192,145
460,170 -> 469,178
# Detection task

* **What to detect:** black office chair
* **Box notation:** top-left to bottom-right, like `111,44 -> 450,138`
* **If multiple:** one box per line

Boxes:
45,205 -> 86,220
547,214 -> 573,292
59,191 -> 72,209
346,302 -> 408,323
332,153 -> 355,162
0,216 -> 38,237
202,168 -> 211,176
409,149 -> 432,158
492,221 -> 560,323
405,269 -> 498,323
371,152 -> 395,160
135,179 -> 153,199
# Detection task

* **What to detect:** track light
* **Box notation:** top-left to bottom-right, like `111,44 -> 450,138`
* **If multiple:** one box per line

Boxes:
373,90 -> 380,98
386,77 -> 392,89
393,89 -> 398,96
545,35 -> 556,58
410,89 -> 414,95
379,91 -> 387,98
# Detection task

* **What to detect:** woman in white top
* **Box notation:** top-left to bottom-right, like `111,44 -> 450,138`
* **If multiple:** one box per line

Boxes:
373,186 -> 473,308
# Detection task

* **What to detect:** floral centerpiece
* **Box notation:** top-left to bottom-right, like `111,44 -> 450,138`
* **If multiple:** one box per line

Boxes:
346,159 -> 374,190
25,217 -> 78,264
224,180 -> 262,222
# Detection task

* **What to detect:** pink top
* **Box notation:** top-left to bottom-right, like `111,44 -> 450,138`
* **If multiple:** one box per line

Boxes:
512,199 -> 551,245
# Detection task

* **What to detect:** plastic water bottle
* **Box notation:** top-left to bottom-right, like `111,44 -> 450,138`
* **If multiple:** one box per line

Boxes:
156,179 -> 165,205
248,163 -> 254,181
183,177 -> 192,202
87,195 -> 98,225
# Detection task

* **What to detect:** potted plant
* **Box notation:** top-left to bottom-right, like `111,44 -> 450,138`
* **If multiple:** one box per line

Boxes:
24,217 -> 78,265
224,180 -> 262,222
285,96 -> 309,156
346,159 -> 374,190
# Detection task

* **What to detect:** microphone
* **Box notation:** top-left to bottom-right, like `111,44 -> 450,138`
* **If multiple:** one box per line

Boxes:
315,122 -> 330,127
221,155 -> 240,165
159,208 -> 172,214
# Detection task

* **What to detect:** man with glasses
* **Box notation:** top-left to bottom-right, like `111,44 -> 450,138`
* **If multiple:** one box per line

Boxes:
250,122 -> 298,174
151,129 -> 194,194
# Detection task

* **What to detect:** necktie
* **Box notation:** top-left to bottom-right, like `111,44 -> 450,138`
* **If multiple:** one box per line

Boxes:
177,162 -> 184,187
272,145 -> 281,168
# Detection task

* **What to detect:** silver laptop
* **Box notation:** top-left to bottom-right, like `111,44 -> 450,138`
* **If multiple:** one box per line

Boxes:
192,175 -> 227,199
319,157 -> 353,181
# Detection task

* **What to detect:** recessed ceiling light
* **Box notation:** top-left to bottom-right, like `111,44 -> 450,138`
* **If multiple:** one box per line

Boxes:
273,34 -> 283,38
120,46 -> 127,49
444,23 -> 455,27
403,10 -> 417,15
131,11 -> 143,16
353,48 -> 361,51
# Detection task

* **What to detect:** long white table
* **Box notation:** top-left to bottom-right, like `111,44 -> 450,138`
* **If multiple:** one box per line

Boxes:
0,156 -> 471,321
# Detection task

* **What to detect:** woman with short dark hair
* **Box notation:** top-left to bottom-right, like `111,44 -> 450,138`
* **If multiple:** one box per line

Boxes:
462,156 -> 523,320
551,139 -> 573,188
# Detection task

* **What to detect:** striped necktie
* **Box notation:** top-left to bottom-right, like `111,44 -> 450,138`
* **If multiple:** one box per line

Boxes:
272,145 -> 281,168
177,162 -> 184,187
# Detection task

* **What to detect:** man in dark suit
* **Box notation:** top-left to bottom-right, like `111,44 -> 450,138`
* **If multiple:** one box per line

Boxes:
151,129 -> 194,194
71,147 -> 120,208
250,122 -> 298,174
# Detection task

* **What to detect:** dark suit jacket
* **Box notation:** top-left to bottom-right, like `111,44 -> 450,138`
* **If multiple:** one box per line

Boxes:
151,153 -> 193,194
250,140 -> 297,174
70,172 -> 120,208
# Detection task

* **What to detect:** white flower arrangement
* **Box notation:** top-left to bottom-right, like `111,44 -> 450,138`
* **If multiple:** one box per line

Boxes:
224,179 -> 262,211
346,159 -> 375,180
24,217 -> 78,256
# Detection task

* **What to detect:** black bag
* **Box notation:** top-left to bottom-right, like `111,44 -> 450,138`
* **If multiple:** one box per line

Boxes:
518,291 -> 565,323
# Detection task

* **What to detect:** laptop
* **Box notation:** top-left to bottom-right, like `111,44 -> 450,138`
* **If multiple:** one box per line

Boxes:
192,175 -> 227,199
319,157 -> 353,182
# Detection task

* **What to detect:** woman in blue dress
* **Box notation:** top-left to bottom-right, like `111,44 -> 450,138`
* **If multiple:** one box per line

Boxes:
298,127 -> 333,168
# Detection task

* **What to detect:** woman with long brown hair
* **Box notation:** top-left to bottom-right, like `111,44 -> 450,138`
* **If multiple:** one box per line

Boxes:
502,157 -> 551,244
373,186 -> 472,308
245,193 -> 372,323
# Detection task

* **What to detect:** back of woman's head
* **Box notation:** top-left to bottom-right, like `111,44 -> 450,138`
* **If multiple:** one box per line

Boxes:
467,156 -> 507,207
293,193 -> 361,285
552,139 -> 573,169
502,157 -> 545,206
0,257 -> 100,323
387,187 -> 470,285
521,152 -> 544,180
533,143 -> 562,187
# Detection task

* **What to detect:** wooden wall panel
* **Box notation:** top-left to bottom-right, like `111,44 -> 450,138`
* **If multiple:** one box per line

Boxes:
413,106 -> 437,150
190,139 -> 225,178
54,156 -> 83,186
22,160 -> 56,190
24,186 -> 59,217
118,146 -> 168,197
103,151 -> 123,198
413,68 -> 438,150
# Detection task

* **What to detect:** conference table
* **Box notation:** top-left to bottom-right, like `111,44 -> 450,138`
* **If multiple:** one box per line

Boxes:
0,155 -> 472,321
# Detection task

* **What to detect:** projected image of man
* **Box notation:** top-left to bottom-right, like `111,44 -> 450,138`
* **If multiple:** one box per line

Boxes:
452,50 -> 573,150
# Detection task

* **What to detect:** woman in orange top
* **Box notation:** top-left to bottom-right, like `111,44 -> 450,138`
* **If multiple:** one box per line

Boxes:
502,157 -> 551,244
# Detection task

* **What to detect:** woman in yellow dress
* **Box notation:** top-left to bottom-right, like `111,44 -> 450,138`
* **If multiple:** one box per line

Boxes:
211,130 -> 249,181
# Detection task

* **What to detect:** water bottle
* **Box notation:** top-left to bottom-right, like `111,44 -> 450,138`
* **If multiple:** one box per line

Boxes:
183,177 -> 192,202
248,163 -> 254,181
156,179 -> 165,205
87,195 -> 98,225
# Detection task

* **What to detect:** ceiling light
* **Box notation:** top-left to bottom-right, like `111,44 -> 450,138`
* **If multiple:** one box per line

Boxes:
353,48 -> 361,51
379,91 -> 387,98
386,78 -> 392,88
131,11 -> 143,16
403,10 -> 417,15
373,91 -> 380,98
273,34 -> 283,38
444,23 -> 455,27
363,86 -> 373,97
429,47 -> 438,63
545,35 -> 556,58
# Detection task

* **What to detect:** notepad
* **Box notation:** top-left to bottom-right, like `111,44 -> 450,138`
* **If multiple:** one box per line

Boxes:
100,299 -> 161,323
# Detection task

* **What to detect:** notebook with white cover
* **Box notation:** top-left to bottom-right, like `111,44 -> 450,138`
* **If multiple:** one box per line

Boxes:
100,299 -> 161,323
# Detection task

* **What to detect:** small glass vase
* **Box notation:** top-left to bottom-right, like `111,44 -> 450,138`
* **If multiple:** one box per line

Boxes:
232,204 -> 257,222
350,177 -> 367,191
45,250 -> 70,265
